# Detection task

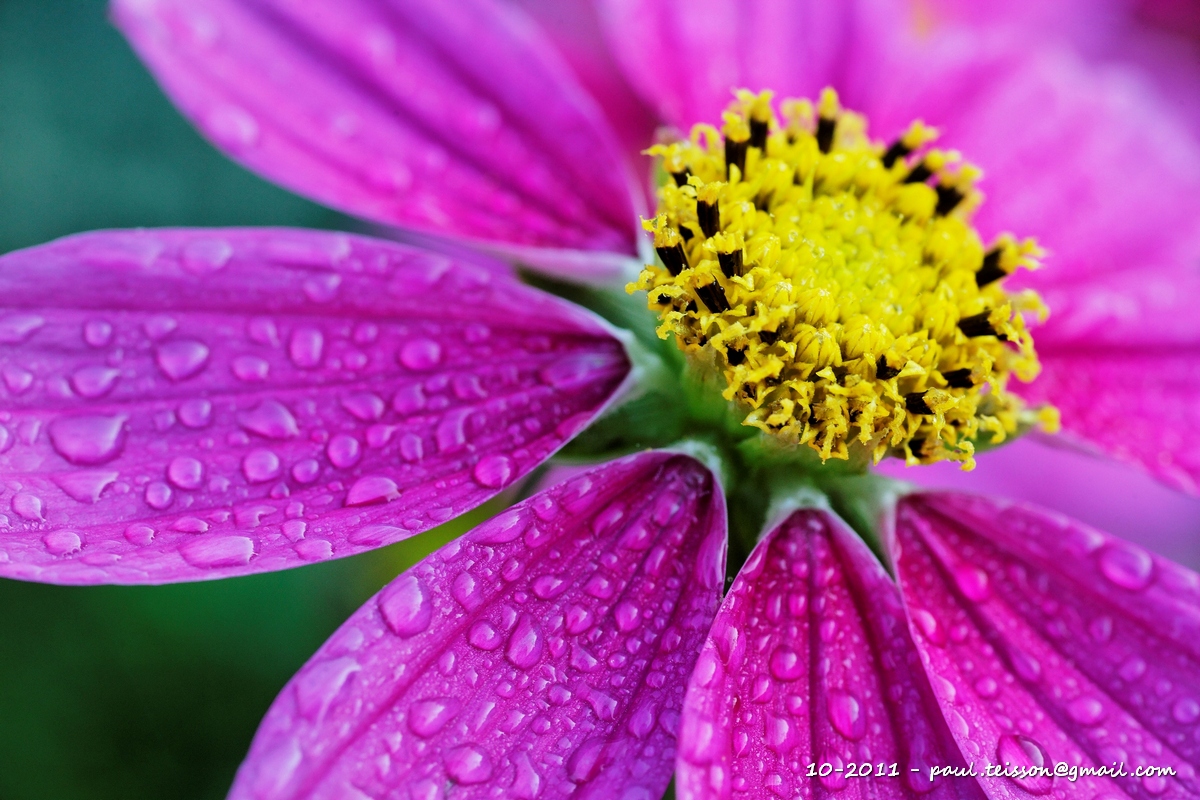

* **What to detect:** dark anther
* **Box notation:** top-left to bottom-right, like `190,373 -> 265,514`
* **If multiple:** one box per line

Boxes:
695,281 -> 731,313
654,292 -> 672,306
942,368 -> 975,389
905,391 -> 934,415
976,247 -> 1007,287
671,169 -> 691,187
726,347 -> 746,366
725,137 -> 748,179
697,200 -> 721,238
749,118 -> 769,150
685,300 -> 698,313
881,140 -> 912,169
816,115 -> 837,153
876,354 -> 901,380
656,243 -> 687,276
903,161 -> 933,184
758,329 -> 779,345
765,375 -> 782,387
679,226 -> 694,242
717,249 -> 743,278
753,191 -> 773,211
935,185 -> 965,216
958,311 -> 1001,338
746,301 -> 758,316
908,437 -> 930,458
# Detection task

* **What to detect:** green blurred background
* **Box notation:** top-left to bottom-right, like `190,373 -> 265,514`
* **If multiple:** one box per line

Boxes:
0,1 -> 471,797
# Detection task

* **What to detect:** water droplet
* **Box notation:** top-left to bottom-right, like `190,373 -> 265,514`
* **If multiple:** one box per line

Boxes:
1173,696 -> 1200,724
1089,616 -> 1113,643
142,315 -> 177,340
70,365 -> 120,398
0,313 -> 45,343
378,575 -> 432,637
53,470 -> 118,503
392,384 -> 425,414
12,492 -> 45,521
953,564 -> 990,602
231,355 -> 269,382
1119,656 -> 1147,682
83,319 -> 113,347
443,745 -> 492,784
911,608 -> 946,646
2,365 -> 33,394
168,456 -> 205,490
995,734 -> 1053,795
566,738 -> 606,783
473,454 -> 514,488
436,409 -> 470,453
205,104 -> 260,150
292,458 -> 321,484
1008,645 -> 1042,683
125,523 -> 155,546
178,399 -> 213,429
247,317 -> 279,346
155,340 -> 210,381
399,338 -> 442,370
43,530 -> 82,556
325,434 -> 361,469
237,400 -> 298,439
180,535 -> 256,568
144,481 -> 174,510
506,614 -> 543,668
974,677 -> 999,698
614,601 -> 640,632
345,475 -> 399,506
469,621 -> 503,651
540,353 -> 610,390
48,414 -> 127,465
408,698 -> 459,737
1066,696 -> 1105,725
1098,541 -> 1155,591
181,238 -> 232,273
242,449 -> 281,483
341,392 -> 384,421
769,647 -> 804,681
302,273 -> 342,303
289,327 -> 324,369
827,691 -> 865,740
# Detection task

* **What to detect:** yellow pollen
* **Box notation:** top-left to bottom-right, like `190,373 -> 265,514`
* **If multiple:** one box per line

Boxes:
629,89 -> 1056,469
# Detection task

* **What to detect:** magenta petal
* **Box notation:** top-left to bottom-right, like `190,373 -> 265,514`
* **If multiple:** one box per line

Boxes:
895,492 -> 1200,798
677,508 -> 983,800
112,0 -> 640,258
229,451 -> 727,800
0,229 -> 630,584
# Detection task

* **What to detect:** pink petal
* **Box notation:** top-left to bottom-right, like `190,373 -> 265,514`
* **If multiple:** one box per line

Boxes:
229,451 -> 727,800
0,228 -> 629,584
1012,264 -> 1200,493
112,0 -> 640,260
677,508 -> 983,800
597,0 -> 905,128
894,492 -> 1200,798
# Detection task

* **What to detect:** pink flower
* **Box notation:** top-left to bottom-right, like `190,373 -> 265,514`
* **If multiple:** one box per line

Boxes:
2,0 -> 1199,797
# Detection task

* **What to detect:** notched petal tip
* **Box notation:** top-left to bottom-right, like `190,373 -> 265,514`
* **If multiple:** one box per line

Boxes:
0,228 -> 630,584
229,450 -> 727,800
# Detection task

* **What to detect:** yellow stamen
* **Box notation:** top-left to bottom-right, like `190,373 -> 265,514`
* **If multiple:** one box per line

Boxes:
629,89 -> 1055,470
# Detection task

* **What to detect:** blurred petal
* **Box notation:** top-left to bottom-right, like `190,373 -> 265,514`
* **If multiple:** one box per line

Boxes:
895,492 -> 1200,798
677,507 -> 982,800
112,0 -> 641,261
1012,265 -> 1200,494
876,438 -> 1200,572
229,451 -> 727,800
0,229 -> 629,584
597,0 -> 905,128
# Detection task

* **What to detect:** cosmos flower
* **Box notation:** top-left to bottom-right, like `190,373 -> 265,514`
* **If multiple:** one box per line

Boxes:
2,0 -> 1200,798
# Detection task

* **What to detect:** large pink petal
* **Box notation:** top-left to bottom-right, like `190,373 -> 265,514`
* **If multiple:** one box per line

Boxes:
597,0 -> 905,129
112,0 -> 641,262
0,229 -> 629,584
676,507 -> 983,799
229,451 -> 727,800
894,492 -> 1200,799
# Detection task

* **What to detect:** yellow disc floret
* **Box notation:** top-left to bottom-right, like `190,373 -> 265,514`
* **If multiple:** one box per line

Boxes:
629,89 -> 1055,469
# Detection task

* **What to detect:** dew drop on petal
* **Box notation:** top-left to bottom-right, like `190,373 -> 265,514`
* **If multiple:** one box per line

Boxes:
232,355 -> 270,382
443,745 -> 492,784
1098,541 -> 1155,591
473,454 -> 514,488
83,319 -> 113,348
180,535 -> 256,568
768,646 -> 803,681
70,366 -> 120,398
167,456 -> 205,490
242,449 -> 282,483
398,338 -> 442,370
144,481 -> 174,510
291,458 -> 321,484
345,475 -> 400,506
1066,696 -> 1105,725
288,327 -> 324,369
408,698 -> 459,737
178,399 -> 213,429
48,414 -> 127,465
43,530 -> 82,556
378,575 -> 432,637
237,400 -> 299,440
326,434 -> 361,469
995,734 -> 1053,795
155,340 -> 211,381
827,691 -> 865,740
1173,697 -> 1200,724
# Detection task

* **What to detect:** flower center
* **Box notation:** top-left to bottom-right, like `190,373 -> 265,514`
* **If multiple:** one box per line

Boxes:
630,89 -> 1057,469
